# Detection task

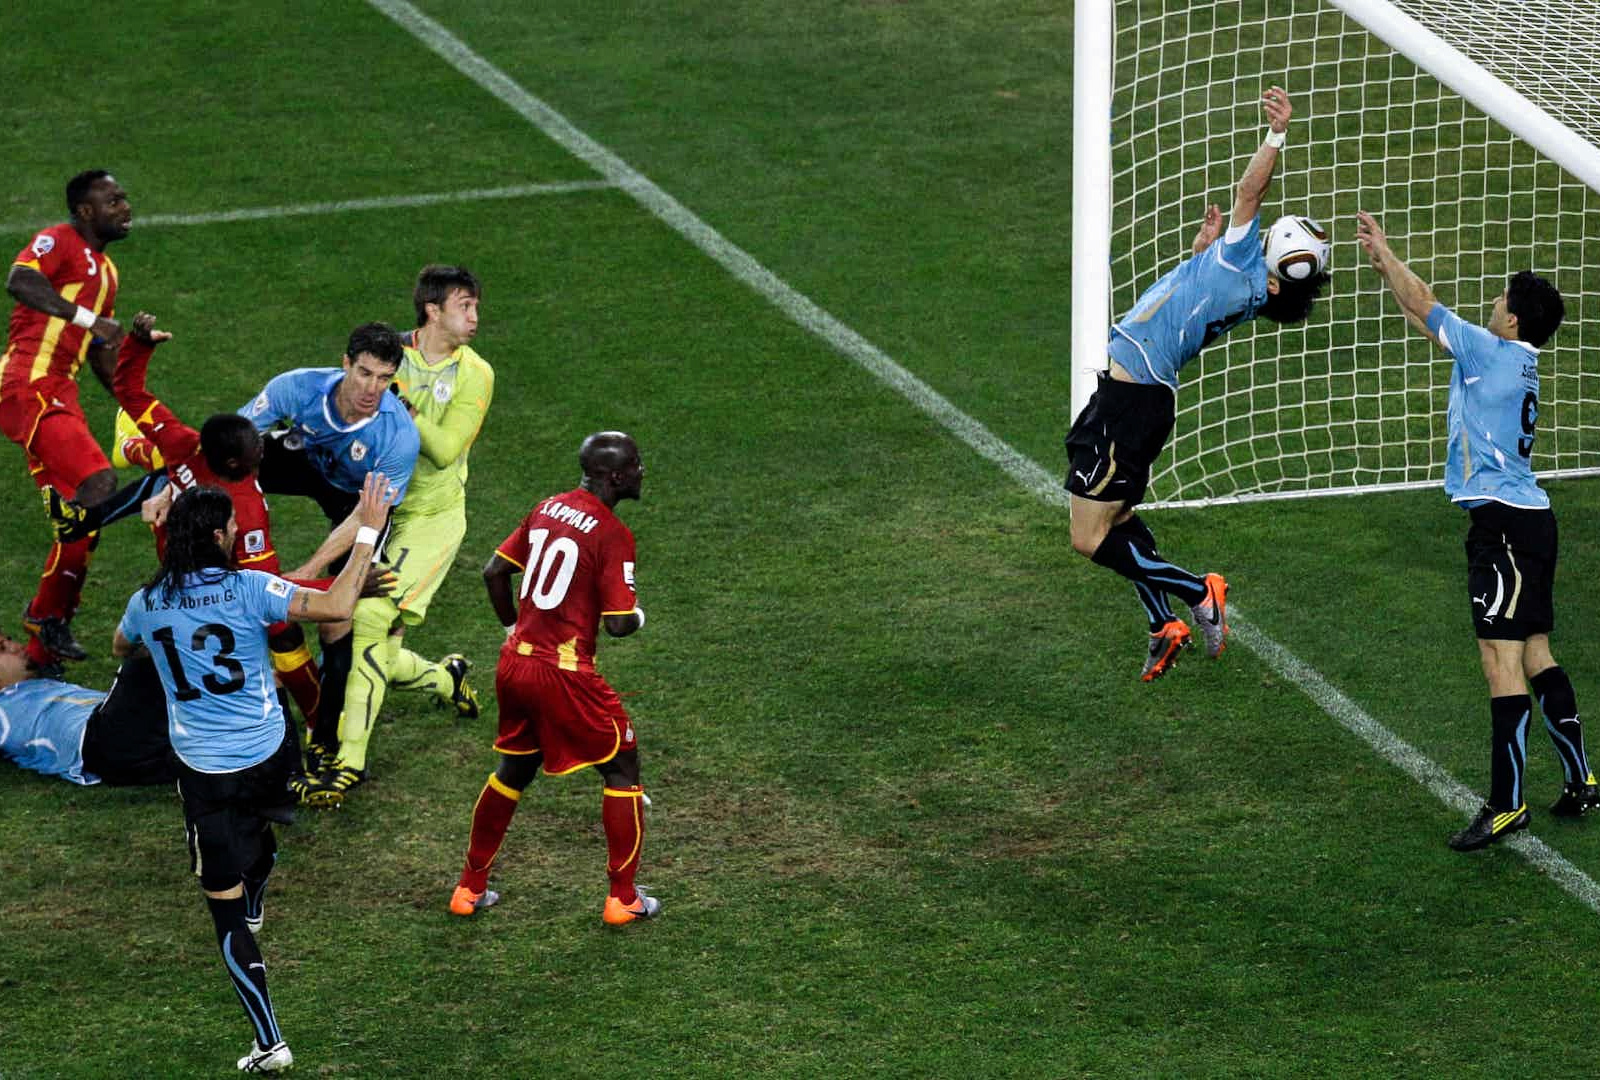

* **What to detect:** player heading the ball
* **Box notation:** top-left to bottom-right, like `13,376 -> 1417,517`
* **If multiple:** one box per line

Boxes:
1065,86 -> 1330,683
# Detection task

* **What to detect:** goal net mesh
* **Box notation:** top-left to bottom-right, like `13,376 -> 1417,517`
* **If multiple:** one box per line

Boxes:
1112,0 -> 1600,507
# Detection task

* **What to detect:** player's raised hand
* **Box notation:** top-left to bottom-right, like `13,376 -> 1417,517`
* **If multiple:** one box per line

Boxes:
129,311 -> 173,346
1193,203 -> 1224,254
1262,86 -> 1291,132
1354,211 -> 1391,272
355,470 -> 398,530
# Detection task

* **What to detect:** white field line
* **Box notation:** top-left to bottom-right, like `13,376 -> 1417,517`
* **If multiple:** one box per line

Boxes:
0,180 -> 614,235
371,0 -> 1600,912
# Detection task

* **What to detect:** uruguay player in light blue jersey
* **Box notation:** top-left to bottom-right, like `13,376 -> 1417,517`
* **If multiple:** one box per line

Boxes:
0,632 -> 175,786
241,321 -> 419,770
1067,87 -> 1331,682
112,473 -> 393,1074
1357,210 -> 1586,853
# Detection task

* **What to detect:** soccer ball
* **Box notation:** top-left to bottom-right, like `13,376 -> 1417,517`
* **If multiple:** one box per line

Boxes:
1264,215 -> 1331,281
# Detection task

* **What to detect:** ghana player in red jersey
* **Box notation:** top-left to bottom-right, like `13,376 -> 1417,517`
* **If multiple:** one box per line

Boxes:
1,170 -> 132,673
450,431 -> 657,925
45,313 -> 330,738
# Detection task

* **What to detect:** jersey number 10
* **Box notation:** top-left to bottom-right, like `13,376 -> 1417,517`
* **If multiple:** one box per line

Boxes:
518,528 -> 580,611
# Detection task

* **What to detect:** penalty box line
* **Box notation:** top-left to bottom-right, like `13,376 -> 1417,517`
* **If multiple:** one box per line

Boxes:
0,180 -> 615,236
370,0 -> 1600,914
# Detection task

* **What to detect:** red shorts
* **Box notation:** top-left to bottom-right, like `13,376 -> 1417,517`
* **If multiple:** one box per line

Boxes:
0,387 -> 110,496
493,646 -> 635,775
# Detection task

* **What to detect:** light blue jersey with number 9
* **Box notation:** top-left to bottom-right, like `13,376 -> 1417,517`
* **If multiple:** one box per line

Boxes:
117,569 -> 297,773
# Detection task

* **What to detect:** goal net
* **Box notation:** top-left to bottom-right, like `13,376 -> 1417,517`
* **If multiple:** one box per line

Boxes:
1072,0 -> 1600,508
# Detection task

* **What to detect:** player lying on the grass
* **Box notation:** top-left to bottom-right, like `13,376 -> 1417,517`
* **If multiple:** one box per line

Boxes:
0,632 -> 175,787
240,323 -> 420,774
1065,87 -> 1330,682
112,472 -> 394,1075
45,313 -> 324,736
2,170 -> 134,675
1356,211 -> 1594,852
449,432 -> 657,926
297,266 -> 491,809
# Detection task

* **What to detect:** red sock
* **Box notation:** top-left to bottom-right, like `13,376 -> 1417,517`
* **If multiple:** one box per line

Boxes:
602,786 -> 646,902
459,774 -> 521,893
121,436 -> 162,471
271,642 -> 322,731
32,537 -> 93,621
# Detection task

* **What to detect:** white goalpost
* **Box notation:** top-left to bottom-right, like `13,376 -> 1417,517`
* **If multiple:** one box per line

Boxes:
1073,0 -> 1600,508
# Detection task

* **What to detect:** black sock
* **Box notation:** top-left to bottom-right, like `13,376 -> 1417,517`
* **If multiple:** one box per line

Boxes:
1090,515 -> 1207,606
1133,581 -> 1176,632
80,471 -> 169,531
204,893 -> 283,1051
315,632 -> 353,753
241,827 -> 277,926
1488,694 -> 1531,811
1531,666 -> 1592,786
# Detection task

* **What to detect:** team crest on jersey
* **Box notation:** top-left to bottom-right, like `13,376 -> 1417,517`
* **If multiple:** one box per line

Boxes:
433,380 -> 453,404
350,440 -> 368,462
30,234 -> 54,257
244,529 -> 266,554
265,577 -> 293,598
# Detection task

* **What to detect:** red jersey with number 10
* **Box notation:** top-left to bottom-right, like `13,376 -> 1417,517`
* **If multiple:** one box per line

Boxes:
497,487 -> 637,674
1,224 -> 119,398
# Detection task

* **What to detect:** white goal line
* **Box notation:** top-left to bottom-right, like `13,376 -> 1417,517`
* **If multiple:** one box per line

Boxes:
371,0 -> 1600,914
0,179 -> 616,236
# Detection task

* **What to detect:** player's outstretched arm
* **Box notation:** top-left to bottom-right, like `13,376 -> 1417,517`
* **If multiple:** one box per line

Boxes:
289,472 -> 398,623
1355,211 -> 1442,348
6,264 -> 123,347
1192,204 -> 1224,255
1230,87 -> 1291,228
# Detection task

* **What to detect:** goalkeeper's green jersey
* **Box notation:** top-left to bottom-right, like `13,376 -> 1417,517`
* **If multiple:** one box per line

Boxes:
394,333 -> 494,518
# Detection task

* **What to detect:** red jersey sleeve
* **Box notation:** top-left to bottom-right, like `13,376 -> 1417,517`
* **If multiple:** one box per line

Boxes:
597,521 -> 638,616
496,514 -> 535,569
13,227 -> 70,278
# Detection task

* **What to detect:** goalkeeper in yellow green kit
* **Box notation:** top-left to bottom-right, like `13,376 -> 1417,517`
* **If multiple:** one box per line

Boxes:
297,266 -> 493,806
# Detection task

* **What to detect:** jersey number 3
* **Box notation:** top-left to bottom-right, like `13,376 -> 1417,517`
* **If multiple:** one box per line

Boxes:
518,527 -> 580,611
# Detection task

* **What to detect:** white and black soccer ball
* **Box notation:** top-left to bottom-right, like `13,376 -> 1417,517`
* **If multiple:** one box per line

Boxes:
1264,215 -> 1331,282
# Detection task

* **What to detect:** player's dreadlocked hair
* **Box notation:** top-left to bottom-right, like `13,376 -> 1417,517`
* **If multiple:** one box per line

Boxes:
143,487 -> 235,603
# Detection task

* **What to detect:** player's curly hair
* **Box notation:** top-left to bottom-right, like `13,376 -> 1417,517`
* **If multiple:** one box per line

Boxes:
143,487 -> 234,602
413,265 -> 481,327
1258,271 -> 1330,325
66,170 -> 111,215
1507,269 -> 1564,348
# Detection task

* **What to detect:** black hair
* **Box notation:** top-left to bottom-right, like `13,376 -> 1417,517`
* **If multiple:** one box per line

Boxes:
65,170 -> 112,216
143,487 -> 234,602
413,265 -> 481,327
1506,269 -> 1564,348
1258,271 -> 1330,325
199,413 -> 262,481
345,322 -> 403,370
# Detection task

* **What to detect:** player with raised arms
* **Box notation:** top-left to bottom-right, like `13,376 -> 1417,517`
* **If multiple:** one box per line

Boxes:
1065,87 -> 1331,681
113,472 -> 394,1074
1356,211 -> 1591,851
448,431 -> 657,926
1,170 -> 133,674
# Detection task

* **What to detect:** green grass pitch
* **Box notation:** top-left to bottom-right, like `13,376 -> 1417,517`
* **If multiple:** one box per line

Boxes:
4,1 -> 1600,1076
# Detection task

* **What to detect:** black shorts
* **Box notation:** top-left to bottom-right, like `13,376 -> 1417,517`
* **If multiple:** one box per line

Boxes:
81,653 -> 177,787
1064,373 -> 1176,508
1465,502 -> 1557,641
258,430 -> 359,526
178,736 -> 297,891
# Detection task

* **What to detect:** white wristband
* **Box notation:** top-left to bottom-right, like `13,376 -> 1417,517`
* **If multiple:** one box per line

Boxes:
354,525 -> 381,549
1264,128 -> 1286,150
71,305 -> 97,330
633,606 -> 645,629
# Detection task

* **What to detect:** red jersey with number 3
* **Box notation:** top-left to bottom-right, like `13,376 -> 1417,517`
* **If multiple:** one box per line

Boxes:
497,487 -> 637,675
1,224 -> 119,397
